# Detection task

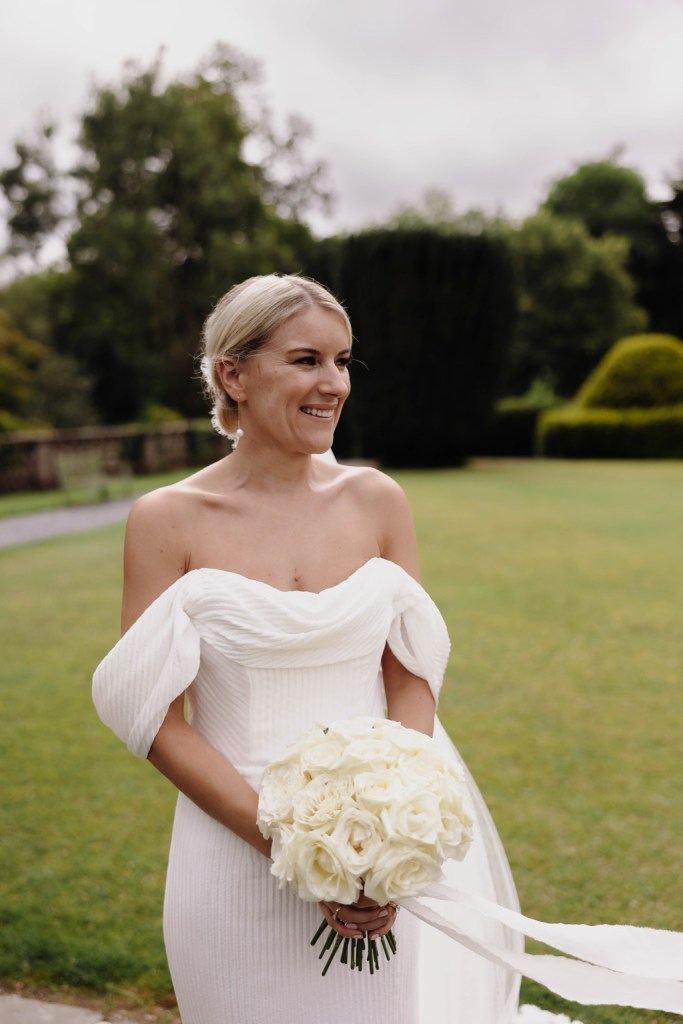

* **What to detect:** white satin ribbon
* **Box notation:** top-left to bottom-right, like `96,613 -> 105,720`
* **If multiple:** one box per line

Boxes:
403,883 -> 683,1014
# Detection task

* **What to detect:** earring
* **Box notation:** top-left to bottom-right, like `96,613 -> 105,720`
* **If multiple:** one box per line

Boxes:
229,405 -> 244,451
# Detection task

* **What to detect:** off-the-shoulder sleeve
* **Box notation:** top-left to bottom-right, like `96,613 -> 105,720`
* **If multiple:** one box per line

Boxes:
386,577 -> 451,703
92,577 -> 201,759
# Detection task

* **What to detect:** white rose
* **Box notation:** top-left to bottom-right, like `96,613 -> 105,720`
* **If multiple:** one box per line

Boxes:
354,768 -> 411,810
268,724 -> 326,769
291,774 -> 354,831
385,724 -> 433,757
396,753 -> 445,790
338,736 -> 397,771
257,763 -> 307,837
327,717 -> 389,744
380,789 -> 442,847
273,827 -> 361,904
364,840 -> 445,904
299,737 -> 347,774
330,804 -> 383,874
438,786 -> 475,860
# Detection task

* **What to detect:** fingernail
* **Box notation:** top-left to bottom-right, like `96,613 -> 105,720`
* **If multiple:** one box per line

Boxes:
378,910 -> 388,917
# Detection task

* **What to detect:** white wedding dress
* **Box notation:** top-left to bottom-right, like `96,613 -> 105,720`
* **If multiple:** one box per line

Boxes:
92,557 -> 525,1024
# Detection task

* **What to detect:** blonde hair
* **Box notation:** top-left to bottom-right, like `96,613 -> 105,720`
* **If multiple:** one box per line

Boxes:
200,274 -> 352,436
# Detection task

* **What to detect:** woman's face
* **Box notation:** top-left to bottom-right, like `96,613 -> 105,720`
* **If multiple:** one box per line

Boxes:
225,306 -> 352,454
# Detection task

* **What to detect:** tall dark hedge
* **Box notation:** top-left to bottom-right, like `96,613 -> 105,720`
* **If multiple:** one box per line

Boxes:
305,229 -> 516,466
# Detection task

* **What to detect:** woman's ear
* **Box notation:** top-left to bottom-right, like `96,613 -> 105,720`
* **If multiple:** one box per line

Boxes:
216,358 -> 246,402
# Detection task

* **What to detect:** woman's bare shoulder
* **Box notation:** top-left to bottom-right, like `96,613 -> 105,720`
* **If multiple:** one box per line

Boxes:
333,463 -> 410,508
127,461 -> 231,525
122,467 -> 231,630
331,465 -> 418,575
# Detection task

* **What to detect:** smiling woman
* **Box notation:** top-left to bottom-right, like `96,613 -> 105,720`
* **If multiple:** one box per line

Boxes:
92,273 -> 524,1024
200,274 -> 353,445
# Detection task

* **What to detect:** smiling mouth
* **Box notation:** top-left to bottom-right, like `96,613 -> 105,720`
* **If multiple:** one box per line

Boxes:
300,406 -> 335,419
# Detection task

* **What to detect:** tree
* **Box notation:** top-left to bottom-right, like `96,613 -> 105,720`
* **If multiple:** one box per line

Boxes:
0,311 -> 49,427
379,188 -> 503,236
505,212 -> 646,397
0,123 -> 62,266
542,159 -> 676,333
1,47 -> 327,424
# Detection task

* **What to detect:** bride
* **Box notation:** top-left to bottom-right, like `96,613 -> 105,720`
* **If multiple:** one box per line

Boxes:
93,274 -> 682,1023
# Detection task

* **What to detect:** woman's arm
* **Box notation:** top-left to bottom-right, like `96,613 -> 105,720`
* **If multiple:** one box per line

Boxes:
147,697 -> 271,857
375,473 -> 436,735
121,489 -> 271,857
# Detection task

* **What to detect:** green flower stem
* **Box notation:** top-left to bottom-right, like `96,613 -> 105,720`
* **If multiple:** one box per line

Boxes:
318,927 -> 336,960
322,933 -> 344,977
311,918 -> 328,946
310,919 -> 397,976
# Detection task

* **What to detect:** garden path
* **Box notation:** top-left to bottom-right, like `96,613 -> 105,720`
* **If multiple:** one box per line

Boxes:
0,499 -> 135,550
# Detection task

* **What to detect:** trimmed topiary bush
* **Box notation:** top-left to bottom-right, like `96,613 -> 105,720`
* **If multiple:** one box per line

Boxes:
538,333 -> 683,458
538,404 -> 683,458
577,334 -> 683,408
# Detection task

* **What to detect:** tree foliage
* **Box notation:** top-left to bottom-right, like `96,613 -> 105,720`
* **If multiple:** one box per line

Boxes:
504,211 -> 646,397
380,188 -> 501,236
542,159 -> 679,336
0,47 -> 326,424
0,311 -> 49,423
0,123 -> 62,264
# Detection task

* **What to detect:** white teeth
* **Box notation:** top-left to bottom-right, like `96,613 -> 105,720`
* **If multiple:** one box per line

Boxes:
301,407 -> 333,418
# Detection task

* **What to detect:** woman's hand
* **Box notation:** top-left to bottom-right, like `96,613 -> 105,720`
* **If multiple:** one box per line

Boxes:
319,891 -> 399,940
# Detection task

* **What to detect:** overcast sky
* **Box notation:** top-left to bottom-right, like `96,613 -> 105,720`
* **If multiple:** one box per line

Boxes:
2,0 -> 682,236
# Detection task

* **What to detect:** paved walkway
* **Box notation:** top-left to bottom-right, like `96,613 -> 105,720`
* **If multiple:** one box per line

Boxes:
0,994 -> 130,1023
0,993 -> 579,1023
0,498 -> 136,550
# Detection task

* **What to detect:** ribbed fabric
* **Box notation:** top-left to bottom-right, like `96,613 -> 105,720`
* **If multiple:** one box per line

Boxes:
93,558 -> 520,1024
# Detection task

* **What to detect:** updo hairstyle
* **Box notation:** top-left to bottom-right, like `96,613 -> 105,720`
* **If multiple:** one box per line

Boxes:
200,274 -> 352,437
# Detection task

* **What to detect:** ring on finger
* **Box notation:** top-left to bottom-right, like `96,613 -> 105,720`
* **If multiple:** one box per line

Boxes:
332,905 -> 342,922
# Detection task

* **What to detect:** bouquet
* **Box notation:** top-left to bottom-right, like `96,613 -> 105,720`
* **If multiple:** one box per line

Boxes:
257,717 -> 475,975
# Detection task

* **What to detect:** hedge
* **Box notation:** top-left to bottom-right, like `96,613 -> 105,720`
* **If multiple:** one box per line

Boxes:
474,398 -> 558,457
537,404 -> 683,459
306,229 -> 516,466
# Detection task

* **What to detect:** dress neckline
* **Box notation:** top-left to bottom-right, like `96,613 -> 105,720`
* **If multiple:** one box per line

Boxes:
189,556 -> 392,597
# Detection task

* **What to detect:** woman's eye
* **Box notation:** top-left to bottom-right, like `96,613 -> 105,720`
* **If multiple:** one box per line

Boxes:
295,356 -> 317,365
337,357 -> 353,369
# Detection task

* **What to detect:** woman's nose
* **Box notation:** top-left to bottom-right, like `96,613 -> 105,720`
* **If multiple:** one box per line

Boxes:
319,361 -> 350,397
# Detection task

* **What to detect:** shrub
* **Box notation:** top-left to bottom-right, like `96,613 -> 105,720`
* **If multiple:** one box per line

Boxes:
538,333 -> 683,458
476,377 -> 560,456
538,404 -> 683,459
578,334 -> 683,408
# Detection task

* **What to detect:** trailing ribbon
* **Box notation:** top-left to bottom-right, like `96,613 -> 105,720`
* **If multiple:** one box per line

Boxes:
403,883 -> 683,1014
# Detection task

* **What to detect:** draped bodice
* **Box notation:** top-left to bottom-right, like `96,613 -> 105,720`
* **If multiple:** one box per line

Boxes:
92,558 -> 451,789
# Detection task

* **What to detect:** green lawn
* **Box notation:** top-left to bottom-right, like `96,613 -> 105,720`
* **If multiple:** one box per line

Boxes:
0,469 -> 200,518
1,459 -> 681,1022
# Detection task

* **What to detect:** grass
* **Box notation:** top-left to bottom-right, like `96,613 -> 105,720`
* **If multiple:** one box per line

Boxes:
0,469 -> 201,518
1,458 -> 681,1022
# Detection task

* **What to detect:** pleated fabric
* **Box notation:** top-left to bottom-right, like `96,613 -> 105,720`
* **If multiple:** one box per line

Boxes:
93,558 -> 521,1024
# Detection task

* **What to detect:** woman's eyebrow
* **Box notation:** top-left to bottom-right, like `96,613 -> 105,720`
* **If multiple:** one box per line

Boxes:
288,346 -> 352,356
